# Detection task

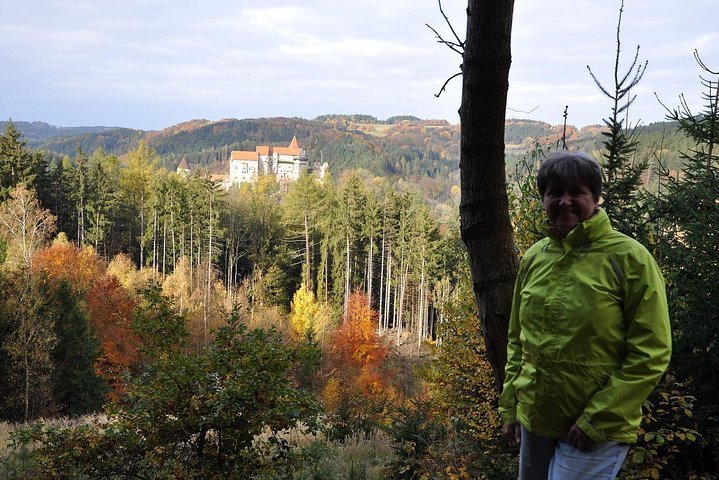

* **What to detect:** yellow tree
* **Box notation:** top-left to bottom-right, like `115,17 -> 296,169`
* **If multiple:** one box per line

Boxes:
289,281 -> 319,337
0,184 -> 56,270
162,255 -> 193,315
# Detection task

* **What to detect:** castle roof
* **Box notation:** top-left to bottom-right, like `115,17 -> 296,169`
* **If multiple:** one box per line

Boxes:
230,150 -> 258,161
273,146 -> 302,156
177,158 -> 190,170
233,137 -> 303,162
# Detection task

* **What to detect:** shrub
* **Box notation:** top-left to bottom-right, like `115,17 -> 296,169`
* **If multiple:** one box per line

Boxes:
10,292 -> 320,479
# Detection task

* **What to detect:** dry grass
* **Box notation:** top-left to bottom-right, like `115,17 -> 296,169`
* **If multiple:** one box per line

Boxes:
252,424 -> 396,479
0,414 -> 108,454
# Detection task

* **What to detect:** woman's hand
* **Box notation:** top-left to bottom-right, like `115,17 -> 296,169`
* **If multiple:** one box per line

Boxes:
567,423 -> 596,451
502,421 -> 521,445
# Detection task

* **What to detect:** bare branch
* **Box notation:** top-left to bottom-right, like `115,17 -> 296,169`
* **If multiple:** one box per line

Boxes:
507,106 -> 540,114
438,0 -> 464,49
427,0 -> 465,98
434,71 -> 462,98
426,23 -> 463,56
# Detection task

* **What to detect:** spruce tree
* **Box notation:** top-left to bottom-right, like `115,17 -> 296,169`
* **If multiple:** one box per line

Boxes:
654,51 -> 719,411
49,281 -> 108,415
587,0 -> 650,239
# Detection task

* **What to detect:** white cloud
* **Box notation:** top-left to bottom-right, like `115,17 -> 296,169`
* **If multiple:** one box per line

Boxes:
1,0 -> 717,129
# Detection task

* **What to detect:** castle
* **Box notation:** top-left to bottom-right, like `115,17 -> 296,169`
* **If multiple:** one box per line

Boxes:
177,136 -> 328,188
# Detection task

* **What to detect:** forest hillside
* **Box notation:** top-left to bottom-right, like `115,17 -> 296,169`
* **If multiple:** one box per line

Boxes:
2,116 -> 691,180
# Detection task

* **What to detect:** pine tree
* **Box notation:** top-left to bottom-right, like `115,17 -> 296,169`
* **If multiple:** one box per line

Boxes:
0,121 -> 46,202
49,281 -> 108,415
654,51 -> 719,411
0,273 -> 57,421
587,0 -> 650,239
120,141 -> 159,268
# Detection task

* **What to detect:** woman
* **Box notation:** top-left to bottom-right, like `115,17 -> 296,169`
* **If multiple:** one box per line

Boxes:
499,151 -> 671,479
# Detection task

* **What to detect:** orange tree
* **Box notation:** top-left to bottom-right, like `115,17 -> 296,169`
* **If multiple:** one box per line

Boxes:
31,237 -> 140,401
322,290 -> 397,438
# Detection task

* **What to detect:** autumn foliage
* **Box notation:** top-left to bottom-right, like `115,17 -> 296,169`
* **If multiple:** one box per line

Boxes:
85,275 -> 139,398
322,291 -> 396,436
31,237 -> 140,399
31,235 -> 102,293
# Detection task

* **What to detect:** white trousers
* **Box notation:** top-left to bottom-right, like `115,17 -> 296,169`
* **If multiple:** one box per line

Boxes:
518,425 -> 630,480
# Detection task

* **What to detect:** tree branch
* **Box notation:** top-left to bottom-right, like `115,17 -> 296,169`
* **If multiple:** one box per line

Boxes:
426,23 -> 463,56
434,71 -> 462,98
437,0 -> 464,49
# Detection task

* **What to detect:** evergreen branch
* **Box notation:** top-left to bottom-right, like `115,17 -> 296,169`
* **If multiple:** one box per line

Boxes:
587,66 -> 613,99
613,0 -> 625,88
616,94 -> 637,115
617,45 -> 642,88
695,49 -> 719,75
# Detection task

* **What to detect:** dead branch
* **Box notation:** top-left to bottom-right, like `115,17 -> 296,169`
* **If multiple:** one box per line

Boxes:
434,71 -> 462,98
507,106 -> 540,114
428,0 -> 465,98
437,0 -> 464,49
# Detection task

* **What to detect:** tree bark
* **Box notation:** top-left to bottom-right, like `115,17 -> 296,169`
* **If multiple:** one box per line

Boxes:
460,0 -> 518,390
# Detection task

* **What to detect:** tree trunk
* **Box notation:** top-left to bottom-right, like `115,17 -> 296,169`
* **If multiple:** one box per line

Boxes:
304,211 -> 312,291
460,0 -> 518,389
205,190 -> 213,347
378,227 -> 385,333
418,251 -> 426,354
384,242 -> 392,332
344,233 -> 351,318
140,191 -> 145,269
367,235 -> 373,307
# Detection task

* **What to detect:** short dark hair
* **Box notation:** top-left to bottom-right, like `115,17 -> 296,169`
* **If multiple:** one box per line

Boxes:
536,150 -> 602,200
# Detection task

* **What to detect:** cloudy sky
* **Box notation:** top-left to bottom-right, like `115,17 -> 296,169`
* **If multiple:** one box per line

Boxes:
1,0 -> 717,130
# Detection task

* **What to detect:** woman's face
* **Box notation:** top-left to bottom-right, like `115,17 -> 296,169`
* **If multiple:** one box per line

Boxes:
542,179 -> 599,238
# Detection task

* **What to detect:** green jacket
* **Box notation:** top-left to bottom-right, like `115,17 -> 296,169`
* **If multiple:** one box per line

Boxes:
499,209 -> 671,443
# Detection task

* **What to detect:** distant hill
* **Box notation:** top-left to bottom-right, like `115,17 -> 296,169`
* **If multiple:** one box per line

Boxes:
4,116 -> 689,178
0,120 -> 122,145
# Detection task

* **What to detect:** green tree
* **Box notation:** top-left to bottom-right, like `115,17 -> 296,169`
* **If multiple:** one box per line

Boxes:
508,146 -> 545,255
120,141 -> 159,267
334,174 -> 368,315
282,172 -> 329,292
49,281 -> 108,415
587,0 -> 650,239
0,121 -> 45,202
654,51 -> 719,420
0,274 -> 57,422
85,148 -> 121,256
